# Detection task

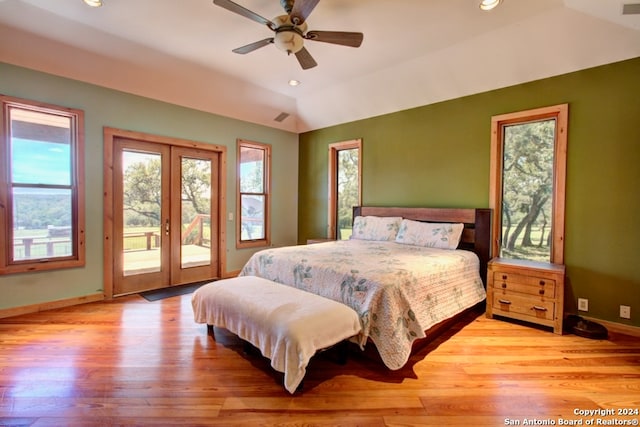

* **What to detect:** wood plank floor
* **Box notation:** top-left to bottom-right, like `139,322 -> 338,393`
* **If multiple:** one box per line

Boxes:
0,293 -> 638,426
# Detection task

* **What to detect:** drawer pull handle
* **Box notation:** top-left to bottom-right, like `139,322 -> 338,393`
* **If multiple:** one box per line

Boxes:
501,283 -> 507,289
498,299 -> 512,305
539,289 -> 545,295
532,305 -> 548,312
539,280 -> 545,286
502,275 -> 508,280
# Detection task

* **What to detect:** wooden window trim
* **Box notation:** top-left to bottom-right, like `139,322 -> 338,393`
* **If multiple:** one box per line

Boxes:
0,95 -> 85,274
236,139 -> 271,249
328,139 -> 362,239
489,104 -> 568,264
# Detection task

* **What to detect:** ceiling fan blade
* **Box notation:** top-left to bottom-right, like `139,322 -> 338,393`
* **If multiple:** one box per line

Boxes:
213,0 -> 276,30
295,47 -> 318,70
305,31 -> 363,48
289,0 -> 320,25
232,38 -> 274,54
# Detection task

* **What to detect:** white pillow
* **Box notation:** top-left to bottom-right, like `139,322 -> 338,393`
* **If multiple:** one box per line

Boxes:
351,216 -> 402,241
395,219 -> 464,250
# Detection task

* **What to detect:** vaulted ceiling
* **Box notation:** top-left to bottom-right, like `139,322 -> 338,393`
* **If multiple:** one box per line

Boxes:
1,0 -> 639,133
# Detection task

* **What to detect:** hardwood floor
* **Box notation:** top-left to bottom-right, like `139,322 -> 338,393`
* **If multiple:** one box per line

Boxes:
0,293 -> 638,426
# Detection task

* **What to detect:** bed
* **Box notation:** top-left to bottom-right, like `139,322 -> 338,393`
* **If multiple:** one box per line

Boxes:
239,206 -> 492,370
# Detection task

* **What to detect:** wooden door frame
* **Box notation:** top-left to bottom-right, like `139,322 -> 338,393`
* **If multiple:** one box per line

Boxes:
103,127 -> 227,299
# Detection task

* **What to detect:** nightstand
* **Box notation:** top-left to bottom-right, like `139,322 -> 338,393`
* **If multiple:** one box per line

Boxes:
486,257 -> 565,334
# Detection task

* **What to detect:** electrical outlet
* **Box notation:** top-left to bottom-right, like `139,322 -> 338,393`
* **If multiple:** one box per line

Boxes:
620,305 -> 631,319
578,298 -> 589,312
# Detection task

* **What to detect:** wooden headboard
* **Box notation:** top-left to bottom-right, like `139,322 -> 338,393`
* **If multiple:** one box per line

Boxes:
352,206 -> 492,286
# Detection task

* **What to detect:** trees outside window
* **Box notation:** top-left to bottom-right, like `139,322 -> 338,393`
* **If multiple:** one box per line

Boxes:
501,119 -> 555,260
122,155 -> 211,232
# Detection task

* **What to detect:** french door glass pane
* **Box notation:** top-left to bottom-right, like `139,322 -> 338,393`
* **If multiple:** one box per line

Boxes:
500,119 -> 555,262
12,187 -> 72,261
122,150 -> 162,276
180,157 -> 211,268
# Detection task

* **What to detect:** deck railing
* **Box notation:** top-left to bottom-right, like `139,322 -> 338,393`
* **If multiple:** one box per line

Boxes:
123,231 -> 161,251
13,236 -> 72,259
14,217 -> 212,259
181,214 -> 211,247
13,225 -> 72,259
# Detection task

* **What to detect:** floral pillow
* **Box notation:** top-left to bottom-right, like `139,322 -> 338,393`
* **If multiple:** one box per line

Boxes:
351,216 -> 403,241
395,219 -> 464,250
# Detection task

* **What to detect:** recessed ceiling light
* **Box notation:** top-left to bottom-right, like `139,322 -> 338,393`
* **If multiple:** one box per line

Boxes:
288,79 -> 301,86
84,0 -> 103,7
479,0 -> 501,11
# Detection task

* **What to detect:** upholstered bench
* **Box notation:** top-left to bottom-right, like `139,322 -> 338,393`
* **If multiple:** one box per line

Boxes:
191,275 -> 362,394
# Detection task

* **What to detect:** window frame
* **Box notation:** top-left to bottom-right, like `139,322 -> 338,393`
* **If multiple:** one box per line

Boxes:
328,139 -> 362,240
236,139 -> 271,249
0,95 -> 85,274
489,104 -> 568,264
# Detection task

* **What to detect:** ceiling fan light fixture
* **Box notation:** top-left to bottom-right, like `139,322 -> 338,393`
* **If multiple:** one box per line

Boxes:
479,0 -> 501,11
83,0 -> 103,7
274,30 -> 304,54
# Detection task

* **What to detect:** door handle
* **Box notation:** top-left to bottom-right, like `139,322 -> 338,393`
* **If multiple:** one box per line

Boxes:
165,219 -> 170,235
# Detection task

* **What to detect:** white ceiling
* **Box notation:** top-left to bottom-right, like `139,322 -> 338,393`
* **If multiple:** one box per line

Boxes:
0,0 -> 639,133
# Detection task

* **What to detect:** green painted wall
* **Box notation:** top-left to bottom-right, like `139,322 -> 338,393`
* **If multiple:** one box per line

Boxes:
0,62 -> 298,310
298,57 -> 640,328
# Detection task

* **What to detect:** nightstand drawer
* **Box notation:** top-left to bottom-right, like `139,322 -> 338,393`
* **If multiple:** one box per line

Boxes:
492,293 -> 555,321
492,274 -> 556,298
493,271 -> 556,288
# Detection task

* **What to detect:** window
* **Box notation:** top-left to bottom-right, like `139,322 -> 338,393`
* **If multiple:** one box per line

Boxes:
489,104 -> 568,264
328,139 -> 362,240
237,139 -> 270,248
0,95 -> 85,273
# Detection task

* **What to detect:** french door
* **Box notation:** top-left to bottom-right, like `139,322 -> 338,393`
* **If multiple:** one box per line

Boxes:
110,137 -> 220,296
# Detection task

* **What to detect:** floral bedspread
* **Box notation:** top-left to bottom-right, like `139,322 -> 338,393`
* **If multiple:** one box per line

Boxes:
239,239 -> 486,370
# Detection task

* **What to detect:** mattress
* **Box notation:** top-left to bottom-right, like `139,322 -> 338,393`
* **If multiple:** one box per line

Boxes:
240,239 -> 486,369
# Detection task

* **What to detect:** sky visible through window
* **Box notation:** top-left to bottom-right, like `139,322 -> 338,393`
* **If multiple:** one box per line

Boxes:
11,138 -> 71,187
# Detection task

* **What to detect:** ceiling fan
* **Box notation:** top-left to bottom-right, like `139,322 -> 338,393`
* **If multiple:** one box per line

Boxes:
213,0 -> 364,70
